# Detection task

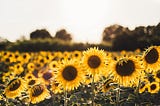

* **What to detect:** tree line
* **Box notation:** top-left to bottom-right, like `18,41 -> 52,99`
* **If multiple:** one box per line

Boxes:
0,22 -> 160,52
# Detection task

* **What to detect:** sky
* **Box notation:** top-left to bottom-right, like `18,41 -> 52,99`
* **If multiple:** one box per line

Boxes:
0,0 -> 160,43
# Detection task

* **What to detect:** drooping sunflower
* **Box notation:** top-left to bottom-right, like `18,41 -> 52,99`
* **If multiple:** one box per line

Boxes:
142,46 -> 160,72
147,82 -> 159,94
39,69 -> 55,86
110,55 -> 144,86
29,84 -> 51,104
4,78 -> 27,99
102,79 -> 114,93
55,59 -> 85,91
82,47 -> 108,78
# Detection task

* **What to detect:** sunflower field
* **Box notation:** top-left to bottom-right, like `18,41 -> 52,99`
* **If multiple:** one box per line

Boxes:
0,46 -> 160,106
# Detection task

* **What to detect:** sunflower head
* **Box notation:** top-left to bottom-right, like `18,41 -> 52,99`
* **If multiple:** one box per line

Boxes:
4,78 -> 26,99
82,47 -> 108,77
116,59 -> 135,76
49,61 -> 58,70
143,46 -> 160,72
55,59 -> 85,91
29,84 -> 51,104
148,82 -> 159,94
111,55 -> 144,86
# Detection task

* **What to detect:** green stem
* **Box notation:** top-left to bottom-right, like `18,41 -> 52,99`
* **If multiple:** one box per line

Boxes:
91,75 -> 95,106
116,78 -> 121,106
116,85 -> 120,106
64,89 -> 68,106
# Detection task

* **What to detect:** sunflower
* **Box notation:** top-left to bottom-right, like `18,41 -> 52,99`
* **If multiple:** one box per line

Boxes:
55,59 -> 85,91
13,63 -> 24,75
26,76 -> 41,88
49,61 -> 58,70
21,53 -> 31,64
27,62 -> 35,72
2,72 -> 15,84
142,46 -> 160,72
72,50 -> 82,61
82,47 -> 108,79
4,78 -> 27,99
63,51 -> 71,59
24,73 -> 36,81
102,79 -> 114,93
153,70 -> 160,82
110,55 -> 144,86
139,79 -> 149,93
147,82 -> 159,94
39,69 -> 55,86
29,84 -> 51,104
50,81 -> 63,94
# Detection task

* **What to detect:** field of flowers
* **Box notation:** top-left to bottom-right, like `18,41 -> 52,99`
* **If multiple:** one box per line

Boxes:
0,46 -> 160,106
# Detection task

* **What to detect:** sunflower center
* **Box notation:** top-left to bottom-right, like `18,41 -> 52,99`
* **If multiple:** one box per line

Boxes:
40,59 -> 44,63
32,85 -> 44,97
53,64 -> 56,68
116,60 -> 135,76
150,84 -> 156,90
75,53 -> 78,57
88,55 -> 101,68
29,80 -> 36,85
62,66 -> 77,81
43,72 -> 53,80
145,48 -> 159,64
9,80 -> 21,91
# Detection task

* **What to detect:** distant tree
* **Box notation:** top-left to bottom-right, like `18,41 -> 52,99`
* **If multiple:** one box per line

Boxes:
102,24 -> 129,42
54,29 -> 72,41
112,32 -> 138,51
153,23 -> 160,36
30,29 -> 52,39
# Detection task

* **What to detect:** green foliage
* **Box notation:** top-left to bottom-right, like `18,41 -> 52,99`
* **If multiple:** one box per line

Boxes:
4,39 -> 111,52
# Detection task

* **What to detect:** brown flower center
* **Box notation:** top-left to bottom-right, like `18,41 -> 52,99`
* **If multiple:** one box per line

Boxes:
116,60 -> 135,76
29,80 -> 36,85
62,66 -> 77,81
145,48 -> 159,64
150,84 -> 156,90
32,85 -> 44,97
9,79 -> 21,91
88,55 -> 101,68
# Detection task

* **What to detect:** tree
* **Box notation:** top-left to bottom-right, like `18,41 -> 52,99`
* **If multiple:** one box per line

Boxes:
54,29 -> 72,41
153,23 -> 160,36
102,24 -> 129,42
30,29 -> 52,39
112,32 -> 138,51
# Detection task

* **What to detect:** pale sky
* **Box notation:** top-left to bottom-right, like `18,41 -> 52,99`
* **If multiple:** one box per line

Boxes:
0,0 -> 160,43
